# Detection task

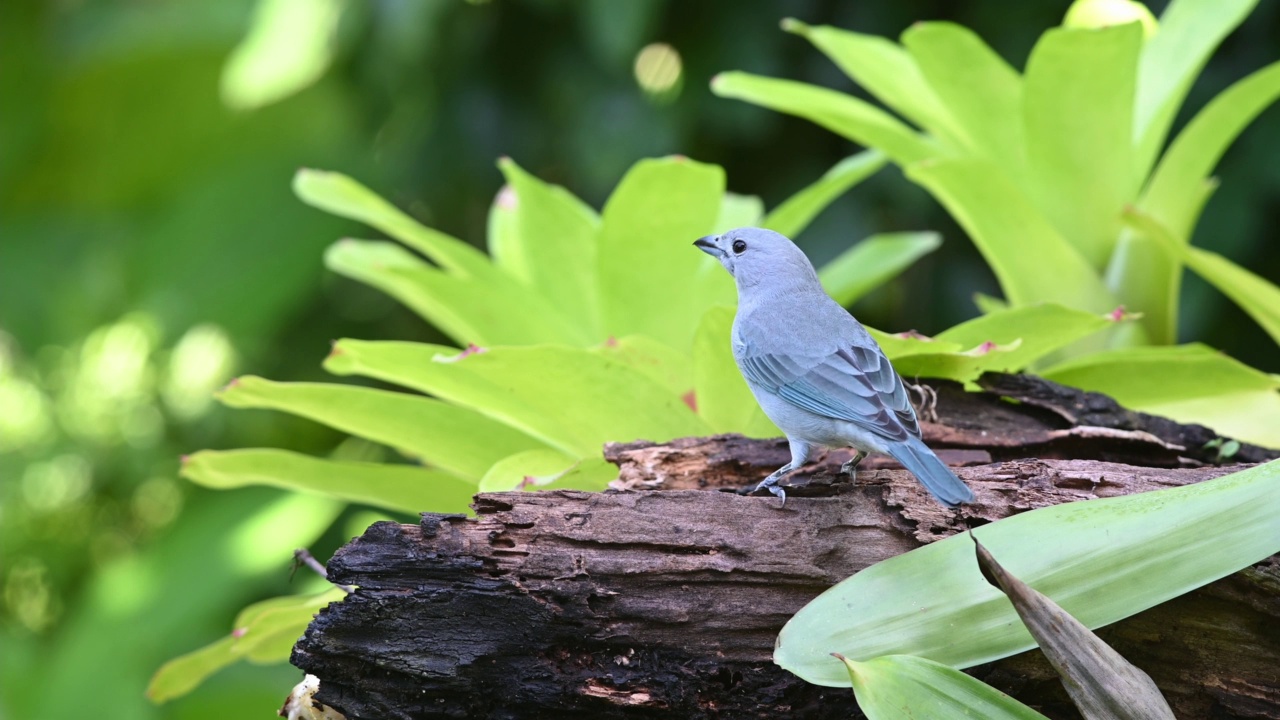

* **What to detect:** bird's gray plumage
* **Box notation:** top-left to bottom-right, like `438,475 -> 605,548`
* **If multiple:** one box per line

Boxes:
694,227 -> 975,508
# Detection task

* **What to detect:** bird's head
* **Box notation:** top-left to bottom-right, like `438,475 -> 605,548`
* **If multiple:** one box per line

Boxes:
693,227 -> 819,289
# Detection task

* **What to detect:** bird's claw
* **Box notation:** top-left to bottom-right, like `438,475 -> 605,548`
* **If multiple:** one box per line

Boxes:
840,451 -> 868,479
752,476 -> 788,508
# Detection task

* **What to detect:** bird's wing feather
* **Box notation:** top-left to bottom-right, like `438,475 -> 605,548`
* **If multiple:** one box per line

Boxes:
739,343 -> 919,442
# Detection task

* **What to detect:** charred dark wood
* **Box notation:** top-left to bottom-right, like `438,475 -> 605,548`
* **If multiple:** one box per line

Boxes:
292,375 -> 1280,720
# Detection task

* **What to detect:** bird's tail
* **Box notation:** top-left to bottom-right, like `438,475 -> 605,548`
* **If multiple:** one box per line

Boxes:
888,436 -> 976,508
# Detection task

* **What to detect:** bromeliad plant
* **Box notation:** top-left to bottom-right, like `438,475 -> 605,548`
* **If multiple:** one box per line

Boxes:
713,0 -> 1280,446
152,150 -> 1167,699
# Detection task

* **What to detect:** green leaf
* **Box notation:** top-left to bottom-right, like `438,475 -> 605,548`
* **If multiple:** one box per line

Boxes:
220,0 -> 342,110
182,448 -> 476,514
784,20 -> 968,150
902,22 -> 1026,180
692,307 -> 781,437
973,292 -> 1009,315
597,157 -> 728,349
232,587 -> 347,664
147,635 -> 237,704
711,73 -> 938,164
147,588 -> 343,703
817,232 -> 942,307
867,329 -> 964,360
836,654 -> 1049,720
531,456 -> 619,492
1133,0 -> 1259,178
1041,344 -> 1280,448
496,158 -> 603,337
294,169 -> 494,278
324,239 -> 589,346
1141,59 -> 1280,242
218,375 -> 548,479
1023,24 -> 1142,268
763,151 -> 888,239
776,459 -> 1280,685
1180,245 -> 1280,349
713,192 -> 765,234
324,340 -> 713,457
930,303 -> 1117,372
1103,227 -> 1180,346
478,448 -> 578,492
598,335 -> 694,397
905,158 -> 1117,312
459,449 -> 619,494
889,340 -> 1024,385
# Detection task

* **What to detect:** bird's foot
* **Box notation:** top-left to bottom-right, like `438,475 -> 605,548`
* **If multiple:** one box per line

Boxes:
756,476 -> 788,508
743,472 -> 789,508
840,450 -> 868,479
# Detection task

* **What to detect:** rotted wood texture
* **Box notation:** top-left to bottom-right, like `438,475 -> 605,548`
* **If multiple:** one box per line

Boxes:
292,375 -> 1280,719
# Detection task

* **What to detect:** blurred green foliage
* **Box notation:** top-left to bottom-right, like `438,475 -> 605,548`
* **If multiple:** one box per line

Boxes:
1,1 -> 1276,718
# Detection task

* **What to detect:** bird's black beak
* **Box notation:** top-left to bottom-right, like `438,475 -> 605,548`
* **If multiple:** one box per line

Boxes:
693,235 -> 720,256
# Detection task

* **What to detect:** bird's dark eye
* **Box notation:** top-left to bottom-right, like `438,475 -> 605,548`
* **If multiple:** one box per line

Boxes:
732,239 -> 747,254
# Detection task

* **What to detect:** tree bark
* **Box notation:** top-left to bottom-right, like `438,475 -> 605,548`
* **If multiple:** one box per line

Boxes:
291,375 -> 1280,719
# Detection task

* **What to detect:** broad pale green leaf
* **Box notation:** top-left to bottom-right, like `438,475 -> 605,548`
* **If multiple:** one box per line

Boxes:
598,335 -> 694,397
711,73 -> 937,164
1180,245 -> 1280,349
973,540 -> 1176,720
182,448 -> 476,514
325,239 -> 590,345
889,340 -> 1023,385
763,150 -> 887,239
478,448 -> 578,492
930,303 -> 1118,372
905,158 -> 1117,312
1141,60 -> 1280,241
147,588 -> 344,703
837,654 -> 1049,720
776,459 -> 1280,685
867,329 -> 964,360
1023,24 -> 1142,268
692,307 -> 781,437
1042,344 -> 1280,447
1103,227 -> 1180,346
294,169 -> 494,277
713,192 -> 765,234
817,232 -> 942,307
324,340 -> 712,456
480,451 -> 619,493
217,376 -> 547,479
902,22 -> 1027,180
597,157 -> 726,349
496,158 -> 603,337
1133,0 -> 1259,178
531,456 -> 619,492
783,20 -> 968,150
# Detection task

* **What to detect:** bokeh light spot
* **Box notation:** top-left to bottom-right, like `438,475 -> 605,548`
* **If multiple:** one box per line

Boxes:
634,42 -> 683,103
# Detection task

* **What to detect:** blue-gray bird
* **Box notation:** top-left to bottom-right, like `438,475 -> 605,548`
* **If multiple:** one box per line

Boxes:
694,227 -> 975,508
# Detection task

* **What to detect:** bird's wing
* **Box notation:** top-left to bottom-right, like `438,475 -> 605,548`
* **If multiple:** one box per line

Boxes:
739,342 -> 920,442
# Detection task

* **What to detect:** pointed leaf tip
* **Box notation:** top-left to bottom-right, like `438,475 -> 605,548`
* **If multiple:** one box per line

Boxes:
496,185 -> 518,210
781,17 -> 808,34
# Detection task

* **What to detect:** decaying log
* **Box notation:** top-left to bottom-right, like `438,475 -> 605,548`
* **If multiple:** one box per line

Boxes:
292,374 -> 1280,719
